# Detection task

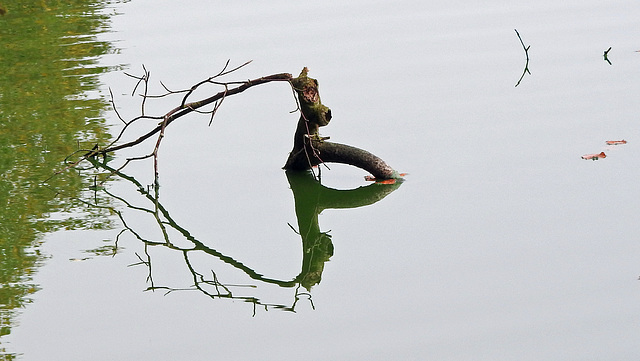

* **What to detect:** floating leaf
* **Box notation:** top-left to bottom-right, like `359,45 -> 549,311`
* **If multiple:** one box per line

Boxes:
605,140 -> 627,145
581,152 -> 606,160
364,172 -> 407,183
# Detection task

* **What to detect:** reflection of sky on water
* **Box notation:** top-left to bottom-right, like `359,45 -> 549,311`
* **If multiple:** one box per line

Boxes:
7,0 -> 640,360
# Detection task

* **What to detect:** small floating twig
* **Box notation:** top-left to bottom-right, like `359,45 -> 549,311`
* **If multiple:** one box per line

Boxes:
514,29 -> 531,87
603,47 -> 612,65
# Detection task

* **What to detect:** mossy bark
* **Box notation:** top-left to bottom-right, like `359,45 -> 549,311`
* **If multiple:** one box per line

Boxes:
283,68 -> 400,180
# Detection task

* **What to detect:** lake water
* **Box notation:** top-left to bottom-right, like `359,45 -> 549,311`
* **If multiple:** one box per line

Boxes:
2,0 -> 640,360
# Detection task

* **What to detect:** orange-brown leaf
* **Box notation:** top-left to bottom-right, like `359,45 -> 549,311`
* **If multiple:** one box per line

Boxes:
581,152 -> 606,160
606,140 -> 627,145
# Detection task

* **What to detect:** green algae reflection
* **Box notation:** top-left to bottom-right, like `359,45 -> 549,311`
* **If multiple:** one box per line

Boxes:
0,1 -> 121,357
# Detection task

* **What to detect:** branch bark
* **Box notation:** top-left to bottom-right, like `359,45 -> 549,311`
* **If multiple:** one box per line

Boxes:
283,68 -> 401,180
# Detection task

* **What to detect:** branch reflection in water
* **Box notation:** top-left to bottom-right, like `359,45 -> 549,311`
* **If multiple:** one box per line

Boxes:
82,159 -> 402,314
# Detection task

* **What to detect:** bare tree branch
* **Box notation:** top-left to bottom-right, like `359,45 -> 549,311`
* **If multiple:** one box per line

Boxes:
60,62 -> 402,189
100,72 -> 292,155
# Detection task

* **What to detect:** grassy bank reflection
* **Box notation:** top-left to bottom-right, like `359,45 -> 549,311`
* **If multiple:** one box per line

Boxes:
83,159 -> 401,314
0,1 -> 119,356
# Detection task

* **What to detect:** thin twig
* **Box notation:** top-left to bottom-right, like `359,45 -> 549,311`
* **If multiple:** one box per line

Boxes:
102,73 -> 292,154
208,84 -> 228,126
514,29 -> 531,87
603,47 -> 612,65
108,87 -> 127,124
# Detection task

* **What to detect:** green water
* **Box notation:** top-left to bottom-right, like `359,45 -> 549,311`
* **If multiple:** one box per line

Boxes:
0,1 -> 117,355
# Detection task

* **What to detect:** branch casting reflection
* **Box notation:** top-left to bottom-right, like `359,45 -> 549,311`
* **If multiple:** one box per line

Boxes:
84,159 -> 401,314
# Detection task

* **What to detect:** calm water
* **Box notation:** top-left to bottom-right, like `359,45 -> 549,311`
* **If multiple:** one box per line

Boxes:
3,0 -> 640,360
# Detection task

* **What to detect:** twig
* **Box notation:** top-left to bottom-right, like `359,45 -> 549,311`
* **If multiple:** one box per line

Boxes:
108,87 -> 127,124
514,29 -> 531,87
603,47 -> 612,65
208,84 -> 227,126
102,72 -> 292,154
124,64 -> 150,114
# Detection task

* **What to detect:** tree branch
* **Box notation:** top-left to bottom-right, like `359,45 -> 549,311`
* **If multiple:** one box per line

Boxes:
514,29 -> 531,87
101,72 -> 292,154
67,63 -> 403,185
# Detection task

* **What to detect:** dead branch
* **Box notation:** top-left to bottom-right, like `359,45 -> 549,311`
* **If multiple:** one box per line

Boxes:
101,71 -> 292,154
68,62 -> 402,185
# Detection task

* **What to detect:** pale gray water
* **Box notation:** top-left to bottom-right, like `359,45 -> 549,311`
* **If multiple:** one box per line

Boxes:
6,0 -> 640,360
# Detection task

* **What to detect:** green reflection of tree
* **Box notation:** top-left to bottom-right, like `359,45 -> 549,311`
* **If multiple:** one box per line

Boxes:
0,1 -> 120,357
81,159 -> 401,315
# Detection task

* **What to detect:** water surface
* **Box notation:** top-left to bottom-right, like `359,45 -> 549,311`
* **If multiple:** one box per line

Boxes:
2,0 -> 640,360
